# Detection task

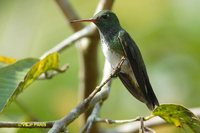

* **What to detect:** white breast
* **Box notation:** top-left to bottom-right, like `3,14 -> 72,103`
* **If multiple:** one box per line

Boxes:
103,45 -> 120,65
101,39 -> 137,84
101,40 -> 129,73
101,39 -> 122,66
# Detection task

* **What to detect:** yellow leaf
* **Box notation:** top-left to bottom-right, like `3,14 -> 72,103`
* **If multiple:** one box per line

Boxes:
0,56 -> 16,64
12,53 -> 60,102
153,104 -> 200,132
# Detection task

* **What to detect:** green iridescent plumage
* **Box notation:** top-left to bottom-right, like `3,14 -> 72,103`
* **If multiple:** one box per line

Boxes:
71,10 -> 159,110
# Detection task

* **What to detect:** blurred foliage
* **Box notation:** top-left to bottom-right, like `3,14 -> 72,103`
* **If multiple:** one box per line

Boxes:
0,0 -> 199,132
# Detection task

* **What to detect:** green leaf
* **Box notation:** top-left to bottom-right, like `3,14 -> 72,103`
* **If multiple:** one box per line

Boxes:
0,58 -> 38,112
0,62 -> 8,68
0,53 -> 60,112
153,104 -> 200,132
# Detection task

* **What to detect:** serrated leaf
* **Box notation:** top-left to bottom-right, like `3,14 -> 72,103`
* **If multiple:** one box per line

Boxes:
0,53 -> 60,112
153,104 -> 200,132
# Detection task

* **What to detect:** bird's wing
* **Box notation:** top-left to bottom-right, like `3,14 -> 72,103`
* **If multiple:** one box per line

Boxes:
118,72 -> 146,103
118,30 -> 159,110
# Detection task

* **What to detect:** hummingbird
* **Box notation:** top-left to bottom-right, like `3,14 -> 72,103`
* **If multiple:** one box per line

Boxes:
71,10 -> 159,110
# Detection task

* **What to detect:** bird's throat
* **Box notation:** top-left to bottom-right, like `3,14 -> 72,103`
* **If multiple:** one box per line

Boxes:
100,31 -> 124,55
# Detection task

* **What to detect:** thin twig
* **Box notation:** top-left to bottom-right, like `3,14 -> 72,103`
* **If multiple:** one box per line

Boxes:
48,57 -> 125,133
96,117 -> 141,125
105,107 -> 200,133
89,60 -> 112,106
140,117 -> 145,133
143,127 -> 156,133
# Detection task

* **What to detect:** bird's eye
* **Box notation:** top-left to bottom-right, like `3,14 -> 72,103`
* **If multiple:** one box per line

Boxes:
102,14 -> 109,19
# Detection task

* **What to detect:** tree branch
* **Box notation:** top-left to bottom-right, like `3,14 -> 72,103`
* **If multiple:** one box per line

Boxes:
80,60 -> 112,133
0,107 -> 200,133
94,0 -> 115,14
47,57 -> 125,133
40,25 -> 95,59
55,0 -> 84,31
96,117 -> 141,125
90,60 -> 112,106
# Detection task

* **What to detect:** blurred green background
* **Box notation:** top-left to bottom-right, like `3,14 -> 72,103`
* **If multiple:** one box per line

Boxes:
0,0 -> 200,132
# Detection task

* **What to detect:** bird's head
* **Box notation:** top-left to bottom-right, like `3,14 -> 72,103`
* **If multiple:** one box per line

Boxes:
71,10 -> 121,33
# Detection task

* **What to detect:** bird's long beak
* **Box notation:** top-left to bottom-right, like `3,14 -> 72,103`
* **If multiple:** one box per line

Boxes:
70,18 -> 96,23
